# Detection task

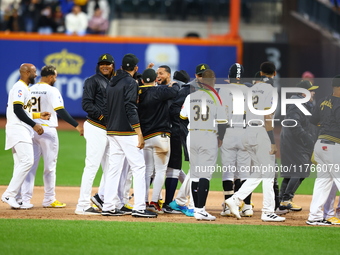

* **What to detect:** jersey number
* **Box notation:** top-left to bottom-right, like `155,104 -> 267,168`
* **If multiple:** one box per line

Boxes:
193,105 -> 209,121
31,96 -> 41,112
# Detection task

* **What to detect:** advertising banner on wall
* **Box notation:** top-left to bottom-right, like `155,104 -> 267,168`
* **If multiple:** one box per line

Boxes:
0,36 -> 240,117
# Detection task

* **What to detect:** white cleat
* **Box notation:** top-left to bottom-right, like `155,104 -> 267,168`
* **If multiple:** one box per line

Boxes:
2,196 -> 20,209
240,204 -> 253,217
220,203 -> 233,217
261,212 -> 285,222
194,209 -> 216,221
18,201 -> 34,209
225,197 -> 241,219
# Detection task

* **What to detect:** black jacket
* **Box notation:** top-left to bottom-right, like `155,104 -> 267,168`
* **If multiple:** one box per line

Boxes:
138,83 -> 179,139
106,71 -> 140,135
82,69 -> 112,129
280,94 -> 318,178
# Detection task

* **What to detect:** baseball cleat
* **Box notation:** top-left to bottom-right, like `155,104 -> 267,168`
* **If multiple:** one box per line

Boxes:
2,196 -> 20,209
184,208 -> 194,217
275,208 -> 289,215
90,193 -> 103,210
163,204 -> 182,214
43,200 -> 66,208
194,209 -> 216,221
132,209 -> 157,218
148,201 -> 164,214
102,209 -> 124,216
325,217 -> 340,225
225,197 -> 241,219
75,206 -> 101,215
18,201 -> 34,209
220,203 -> 233,217
240,204 -> 253,217
120,205 -> 132,215
306,219 -> 332,226
261,212 -> 285,222
168,200 -> 187,214
280,200 -> 302,211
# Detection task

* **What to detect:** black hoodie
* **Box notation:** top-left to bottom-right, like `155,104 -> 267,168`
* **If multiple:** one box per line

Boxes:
106,70 -> 140,135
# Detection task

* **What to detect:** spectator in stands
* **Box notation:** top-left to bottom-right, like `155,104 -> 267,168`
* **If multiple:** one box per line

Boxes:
53,6 -> 65,33
87,0 -> 110,20
65,4 -> 88,36
87,7 -> 108,35
5,8 -> 23,32
20,0 -> 42,32
36,5 -> 57,34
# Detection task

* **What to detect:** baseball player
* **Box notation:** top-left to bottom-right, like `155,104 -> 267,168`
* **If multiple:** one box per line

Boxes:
219,63 -> 252,217
180,69 -> 227,221
225,62 -> 285,222
104,53 -> 156,218
20,65 -> 83,208
2,63 -> 50,209
138,68 -> 179,214
323,183 -> 340,224
307,75 -> 340,225
75,53 -> 115,215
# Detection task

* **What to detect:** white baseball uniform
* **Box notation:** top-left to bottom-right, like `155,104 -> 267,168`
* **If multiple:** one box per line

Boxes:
231,81 -> 277,213
180,89 -> 226,180
219,83 -> 251,182
3,80 -> 35,200
19,82 -> 64,205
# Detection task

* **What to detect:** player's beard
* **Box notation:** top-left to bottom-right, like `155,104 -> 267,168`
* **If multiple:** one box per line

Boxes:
29,76 -> 35,85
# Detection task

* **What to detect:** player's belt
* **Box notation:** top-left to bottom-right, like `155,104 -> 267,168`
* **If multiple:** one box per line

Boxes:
320,139 -> 336,145
41,124 -> 49,126
189,129 -> 216,133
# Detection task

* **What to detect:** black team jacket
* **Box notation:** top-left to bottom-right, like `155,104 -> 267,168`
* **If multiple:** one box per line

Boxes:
138,83 -> 179,139
106,70 -> 140,135
82,67 -> 112,129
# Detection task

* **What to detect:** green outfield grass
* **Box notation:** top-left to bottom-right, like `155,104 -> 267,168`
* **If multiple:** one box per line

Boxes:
0,128 -> 316,193
0,219 -> 338,255
0,128 -> 316,194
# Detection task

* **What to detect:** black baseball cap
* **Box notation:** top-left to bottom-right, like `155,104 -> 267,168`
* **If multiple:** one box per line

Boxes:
332,75 -> 340,87
142,68 -> 157,83
122,53 -> 139,68
195,63 -> 210,75
296,80 -> 319,90
173,70 -> 190,83
228,63 -> 244,81
97,53 -> 114,64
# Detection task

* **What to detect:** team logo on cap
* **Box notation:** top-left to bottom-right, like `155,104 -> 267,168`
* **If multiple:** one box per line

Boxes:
101,55 -> 108,60
236,63 -> 241,80
200,65 -> 206,71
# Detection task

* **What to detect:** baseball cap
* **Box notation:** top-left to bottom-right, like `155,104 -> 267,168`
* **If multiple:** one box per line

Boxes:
173,70 -> 190,83
195,63 -> 210,75
332,75 -> 340,87
142,68 -> 157,83
122,53 -> 139,68
228,63 -> 244,81
296,80 -> 319,90
97,53 -> 114,64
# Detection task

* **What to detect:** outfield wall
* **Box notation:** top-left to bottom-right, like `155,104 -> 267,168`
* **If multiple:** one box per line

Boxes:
0,33 -> 242,117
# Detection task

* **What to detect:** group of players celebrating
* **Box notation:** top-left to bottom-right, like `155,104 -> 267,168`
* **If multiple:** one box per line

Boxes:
3,53 -> 340,225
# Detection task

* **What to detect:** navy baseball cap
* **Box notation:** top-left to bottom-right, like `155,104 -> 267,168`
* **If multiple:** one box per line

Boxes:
142,68 -> 157,83
228,63 -> 244,81
122,53 -> 139,68
173,70 -> 190,83
97,53 -> 114,64
195,63 -> 210,75
296,80 -> 319,90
